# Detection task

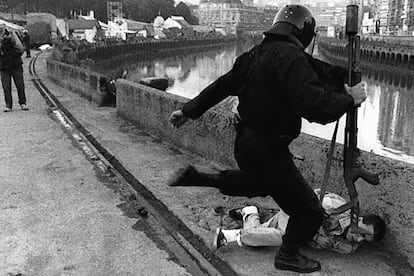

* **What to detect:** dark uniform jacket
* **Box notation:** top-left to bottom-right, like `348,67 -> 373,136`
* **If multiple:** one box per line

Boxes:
182,35 -> 354,141
0,37 -> 24,71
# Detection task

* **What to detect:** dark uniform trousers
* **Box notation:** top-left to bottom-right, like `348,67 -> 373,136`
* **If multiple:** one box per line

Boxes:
215,122 -> 324,253
1,67 -> 26,108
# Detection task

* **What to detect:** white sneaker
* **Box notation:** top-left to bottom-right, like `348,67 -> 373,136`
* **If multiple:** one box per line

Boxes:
4,107 -> 11,112
20,104 -> 28,111
210,228 -> 227,251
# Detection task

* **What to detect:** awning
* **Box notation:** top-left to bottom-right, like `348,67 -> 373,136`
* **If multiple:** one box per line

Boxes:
0,19 -> 25,31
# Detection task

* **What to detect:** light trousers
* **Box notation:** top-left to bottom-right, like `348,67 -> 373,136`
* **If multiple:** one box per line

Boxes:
239,210 -> 284,247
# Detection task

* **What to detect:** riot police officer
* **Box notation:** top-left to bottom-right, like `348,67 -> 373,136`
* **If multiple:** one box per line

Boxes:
168,4 -> 367,273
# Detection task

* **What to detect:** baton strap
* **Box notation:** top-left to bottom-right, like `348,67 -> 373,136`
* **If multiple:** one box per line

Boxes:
319,120 -> 340,202
326,196 -> 359,215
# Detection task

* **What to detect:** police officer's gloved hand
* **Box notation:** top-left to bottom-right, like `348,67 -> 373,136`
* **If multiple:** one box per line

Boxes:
344,81 -> 367,106
169,110 -> 188,128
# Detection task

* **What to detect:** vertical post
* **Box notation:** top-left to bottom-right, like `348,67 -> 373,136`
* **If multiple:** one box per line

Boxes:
345,4 -> 361,227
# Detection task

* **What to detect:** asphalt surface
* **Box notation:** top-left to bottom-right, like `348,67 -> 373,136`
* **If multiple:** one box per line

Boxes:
0,53 -> 191,276
0,50 -> 411,276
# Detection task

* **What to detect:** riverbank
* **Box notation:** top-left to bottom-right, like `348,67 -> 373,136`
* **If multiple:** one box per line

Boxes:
50,37 -> 240,67
318,37 -> 414,89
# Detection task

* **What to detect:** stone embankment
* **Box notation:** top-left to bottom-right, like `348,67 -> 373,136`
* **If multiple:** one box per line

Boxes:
318,37 -> 414,89
77,37 -> 238,62
47,38 -> 414,269
47,59 -> 106,106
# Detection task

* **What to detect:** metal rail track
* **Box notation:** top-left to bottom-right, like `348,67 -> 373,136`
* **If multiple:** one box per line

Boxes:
29,53 -> 238,276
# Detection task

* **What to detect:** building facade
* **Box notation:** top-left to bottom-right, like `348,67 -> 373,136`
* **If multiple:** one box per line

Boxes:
388,0 -> 403,34
376,0 -> 389,34
311,3 -> 346,37
262,5 -> 279,29
197,0 -> 265,33
378,0 -> 414,35
400,0 -> 414,34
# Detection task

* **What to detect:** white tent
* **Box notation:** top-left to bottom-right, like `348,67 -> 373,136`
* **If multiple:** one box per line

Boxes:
0,19 -> 25,31
163,18 -> 182,29
56,19 -> 67,38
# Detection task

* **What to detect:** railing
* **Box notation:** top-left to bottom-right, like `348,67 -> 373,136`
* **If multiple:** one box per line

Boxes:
360,34 -> 414,47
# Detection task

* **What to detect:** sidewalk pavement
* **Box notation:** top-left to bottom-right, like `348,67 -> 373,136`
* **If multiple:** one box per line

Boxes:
0,54 -> 191,276
0,50 -> 408,275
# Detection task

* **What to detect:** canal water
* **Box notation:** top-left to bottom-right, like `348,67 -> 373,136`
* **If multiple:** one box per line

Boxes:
93,41 -> 414,164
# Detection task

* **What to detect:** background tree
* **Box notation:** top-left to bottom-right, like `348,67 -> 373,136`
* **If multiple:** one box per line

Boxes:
1,0 -> 199,24
174,2 -> 199,25
124,0 -> 176,22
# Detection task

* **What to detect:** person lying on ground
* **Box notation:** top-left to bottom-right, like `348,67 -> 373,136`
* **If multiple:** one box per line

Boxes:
211,189 -> 386,254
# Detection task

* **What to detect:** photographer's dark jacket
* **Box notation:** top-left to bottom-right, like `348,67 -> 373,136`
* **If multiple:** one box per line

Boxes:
182,35 -> 354,141
0,37 -> 23,71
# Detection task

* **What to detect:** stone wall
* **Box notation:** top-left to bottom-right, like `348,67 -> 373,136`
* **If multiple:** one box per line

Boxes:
116,79 -> 237,167
46,59 -> 107,105
116,78 -> 414,267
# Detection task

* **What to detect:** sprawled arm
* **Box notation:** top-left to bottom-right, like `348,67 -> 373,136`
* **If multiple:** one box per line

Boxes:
310,232 -> 359,254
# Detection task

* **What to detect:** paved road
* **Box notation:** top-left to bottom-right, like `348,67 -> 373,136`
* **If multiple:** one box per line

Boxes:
0,50 -> 410,276
0,54 -> 191,276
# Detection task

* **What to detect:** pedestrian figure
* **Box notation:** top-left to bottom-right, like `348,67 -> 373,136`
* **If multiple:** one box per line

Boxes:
0,28 -> 28,112
211,189 -> 386,255
22,30 -> 31,58
168,5 -> 367,273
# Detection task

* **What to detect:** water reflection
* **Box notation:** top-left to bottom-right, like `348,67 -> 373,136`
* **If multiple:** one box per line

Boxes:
377,84 -> 414,158
302,81 -> 414,164
93,42 -> 414,164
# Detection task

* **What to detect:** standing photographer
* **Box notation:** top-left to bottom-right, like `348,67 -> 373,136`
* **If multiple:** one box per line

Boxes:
0,28 -> 28,112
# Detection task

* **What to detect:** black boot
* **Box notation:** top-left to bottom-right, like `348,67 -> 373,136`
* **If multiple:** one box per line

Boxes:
167,165 -> 200,186
167,165 -> 221,187
275,251 -> 321,273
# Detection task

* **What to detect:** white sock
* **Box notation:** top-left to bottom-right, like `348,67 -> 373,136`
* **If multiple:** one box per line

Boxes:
221,229 -> 240,243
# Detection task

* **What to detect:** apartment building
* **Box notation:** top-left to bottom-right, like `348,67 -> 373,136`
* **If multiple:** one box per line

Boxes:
197,0 -> 265,33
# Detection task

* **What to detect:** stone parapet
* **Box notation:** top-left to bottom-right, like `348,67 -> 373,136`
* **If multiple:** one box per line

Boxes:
116,79 -> 237,167
46,58 -> 106,105
116,78 -> 414,267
